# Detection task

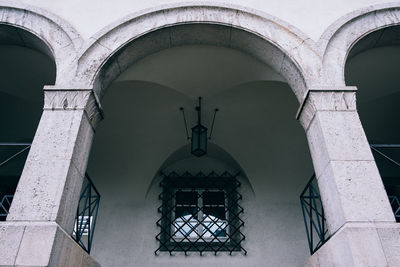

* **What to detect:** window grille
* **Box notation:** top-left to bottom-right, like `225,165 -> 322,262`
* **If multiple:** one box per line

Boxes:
155,171 -> 246,255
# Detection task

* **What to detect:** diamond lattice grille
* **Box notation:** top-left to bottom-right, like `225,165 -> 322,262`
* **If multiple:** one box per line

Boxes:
155,171 -> 246,255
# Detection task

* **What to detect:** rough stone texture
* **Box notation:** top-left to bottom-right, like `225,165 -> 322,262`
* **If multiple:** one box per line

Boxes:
317,160 -> 394,233
304,223 -> 400,267
377,224 -> 400,266
0,223 -> 25,266
298,90 -> 394,235
7,89 -> 99,235
298,88 -> 357,130
0,222 -> 99,267
75,4 -> 319,101
0,1 -> 83,86
320,3 -> 400,85
15,223 -> 58,266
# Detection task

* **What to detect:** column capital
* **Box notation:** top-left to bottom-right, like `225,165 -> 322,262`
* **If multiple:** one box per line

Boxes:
296,86 -> 357,130
43,86 -> 103,129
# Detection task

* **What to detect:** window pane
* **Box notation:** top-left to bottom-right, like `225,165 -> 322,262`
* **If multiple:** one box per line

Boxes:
203,191 -> 225,206
175,191 -> 197,206
175,206 -> 197,219
203,206 -> 225,220
173,215 -> 199,238
203,215 -> 227,238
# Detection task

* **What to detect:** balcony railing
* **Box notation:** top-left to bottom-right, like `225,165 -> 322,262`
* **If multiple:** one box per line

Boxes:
72,173 -> 101,253
300,174 -> 330,255
0,142 -> 31,168
0,143 -> 31,221
300,144 -> 400,255
0,142 -> 100,254
0,195 -> 13,220
370,144 -> 400,222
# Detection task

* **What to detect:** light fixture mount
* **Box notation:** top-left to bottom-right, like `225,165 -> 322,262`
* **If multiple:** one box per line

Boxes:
180,97 -> 218,157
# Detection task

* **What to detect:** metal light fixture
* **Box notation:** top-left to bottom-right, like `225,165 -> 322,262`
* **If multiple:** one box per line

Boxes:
180,97 -> 218,157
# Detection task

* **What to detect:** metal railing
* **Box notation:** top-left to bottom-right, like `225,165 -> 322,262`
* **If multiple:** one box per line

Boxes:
388,195 -> 400,221
0,195 -> 13,220
72,173 -> 101,254
300,174 -> 329,255
0,142 -> 100,253
300,144 -> 400,255
0,142 -> 31,168
370,144 -> 400,222
0,174 -> 100,254
0,143 -> 31,221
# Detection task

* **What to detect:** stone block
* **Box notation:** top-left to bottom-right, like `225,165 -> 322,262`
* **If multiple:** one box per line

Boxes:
48,226 -> 85,267
318,160 -> 394,233
306,110 -> 373,177
377,224 -> 400,266
15,223 -> 58,266
8,158 -> 74,222
304,223 -> 389,267
0,223 -> 25,266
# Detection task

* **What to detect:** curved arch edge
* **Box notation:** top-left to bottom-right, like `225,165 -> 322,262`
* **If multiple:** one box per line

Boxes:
319,2 -> 400,86
0,0 -> 84,85
75,3 -> 320,102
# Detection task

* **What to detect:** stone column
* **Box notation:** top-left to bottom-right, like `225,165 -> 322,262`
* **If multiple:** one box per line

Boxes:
298,87 -> 400,266
0,87 -> 102,267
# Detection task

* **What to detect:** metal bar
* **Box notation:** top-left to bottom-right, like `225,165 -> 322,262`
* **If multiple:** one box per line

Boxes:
208,108 -> 219,140
88,184 -> 92,253
370,146 -> 400,168
0,145 -> 31,168
370,144 -> 400,148
179,108 -> 190,140
309,184 -> 313,253
0,143 -> 32,146
85,173 -> 101,197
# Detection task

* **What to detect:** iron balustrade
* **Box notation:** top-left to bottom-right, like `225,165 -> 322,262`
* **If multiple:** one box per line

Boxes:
388,195 -> 400,221
72,173 -> 101,254
0,142 -> 31,168
0,195 -> 13,220
370,144 -> 400,222
0,142 -> 31,221
0,174 -> 101,253
0,143 -> 100,253
300,174 -> 330,255
300,144 -> 400,255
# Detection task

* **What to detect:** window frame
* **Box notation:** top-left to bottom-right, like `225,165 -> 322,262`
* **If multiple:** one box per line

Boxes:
155,171 -> 246,255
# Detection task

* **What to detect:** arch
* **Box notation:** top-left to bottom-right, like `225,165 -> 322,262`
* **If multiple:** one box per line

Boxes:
146,142 -> 255,198
75,3 -> 320,102
320,2 -> 400,86
0,1 -> 83,85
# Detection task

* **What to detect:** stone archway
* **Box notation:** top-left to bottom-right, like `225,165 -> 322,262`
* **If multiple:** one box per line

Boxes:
320,2 -> 400,86
75,3 -> 320,101
0,1 -> 83,85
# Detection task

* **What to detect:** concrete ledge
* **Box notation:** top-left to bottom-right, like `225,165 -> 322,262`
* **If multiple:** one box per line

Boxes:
304,222 -> 400,267
0,221 -> 100,267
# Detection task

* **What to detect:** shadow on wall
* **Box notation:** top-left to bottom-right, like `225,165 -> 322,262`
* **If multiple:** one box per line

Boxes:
146,143 -> 255,199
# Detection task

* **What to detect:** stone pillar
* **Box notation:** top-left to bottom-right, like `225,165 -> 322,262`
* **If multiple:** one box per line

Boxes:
0,87 -> 102,267
298,87 -> 400,266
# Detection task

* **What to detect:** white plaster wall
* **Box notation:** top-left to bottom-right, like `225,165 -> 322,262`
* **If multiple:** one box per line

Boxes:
17,0 -> 391,41
85,45 -> 314,266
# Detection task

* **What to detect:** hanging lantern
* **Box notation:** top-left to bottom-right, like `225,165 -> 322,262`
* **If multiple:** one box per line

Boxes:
180,97 -> 218,157
191,99 -> 207,157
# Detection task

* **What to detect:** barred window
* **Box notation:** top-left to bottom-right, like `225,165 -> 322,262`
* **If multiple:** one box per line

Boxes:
155,171 -> 246,255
